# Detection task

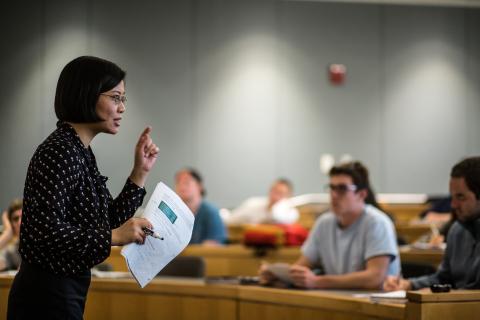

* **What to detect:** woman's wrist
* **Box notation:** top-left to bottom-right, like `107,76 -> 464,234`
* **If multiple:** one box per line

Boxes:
129,168 -> 148,188
111,229 -> 121,246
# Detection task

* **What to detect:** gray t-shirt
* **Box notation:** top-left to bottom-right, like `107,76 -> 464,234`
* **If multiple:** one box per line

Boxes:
301,204 -> 400,276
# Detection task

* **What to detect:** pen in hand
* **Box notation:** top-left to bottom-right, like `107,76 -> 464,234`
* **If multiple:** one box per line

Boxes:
143,227 -> 164,240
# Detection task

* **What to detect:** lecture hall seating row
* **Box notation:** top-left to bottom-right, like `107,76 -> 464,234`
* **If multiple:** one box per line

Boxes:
105,244 -> 443,277
2,275 -> 479,320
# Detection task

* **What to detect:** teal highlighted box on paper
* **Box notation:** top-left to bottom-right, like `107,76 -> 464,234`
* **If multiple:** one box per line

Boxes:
159,201 -> 177,224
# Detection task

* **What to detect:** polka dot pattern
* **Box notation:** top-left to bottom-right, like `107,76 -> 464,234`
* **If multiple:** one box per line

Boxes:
19,122 -> 146,276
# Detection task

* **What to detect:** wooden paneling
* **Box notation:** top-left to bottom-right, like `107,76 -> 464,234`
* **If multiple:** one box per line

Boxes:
407,290 -> 480,303
240,301 -> 375,320
237,286 -> 404,320
0,287 -> 9,317
405,290 -> 480,320
2,275 -> 480,320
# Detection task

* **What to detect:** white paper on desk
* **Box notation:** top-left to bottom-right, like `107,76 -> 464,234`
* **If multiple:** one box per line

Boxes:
353,290 -> 406,302
121,182 -> 194,288
369,290 -> 406,299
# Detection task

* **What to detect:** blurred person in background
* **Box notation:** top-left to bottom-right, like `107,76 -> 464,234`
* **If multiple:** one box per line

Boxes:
175,168 -> 227,245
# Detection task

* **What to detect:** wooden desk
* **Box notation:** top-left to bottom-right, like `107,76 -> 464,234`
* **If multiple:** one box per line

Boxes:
2,275 -> 479,320
295,202 -> 430,228
106,245 -> 444,276
299,203 -> 430,227
296,203 -> 329,229
406,290 -> 480,320
237,285 -> 404,320
380,204 -> 429,224
229,223 -> 433,245
399,246 -> 444,268
227,224 -> 246,243
106,245 -> 299,276
0,275 -> 401,320
396,224 -> 432,243
0,276 -> 237,320
227,202 -> 430,244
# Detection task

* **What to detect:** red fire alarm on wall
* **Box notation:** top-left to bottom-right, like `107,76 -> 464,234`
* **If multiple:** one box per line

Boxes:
328,64 -> 346,85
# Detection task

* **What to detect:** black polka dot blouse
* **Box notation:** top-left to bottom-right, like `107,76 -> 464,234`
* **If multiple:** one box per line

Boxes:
19,122 -> 146,276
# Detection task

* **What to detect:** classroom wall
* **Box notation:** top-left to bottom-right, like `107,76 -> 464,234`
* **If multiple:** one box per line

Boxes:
0,0 -> 479,209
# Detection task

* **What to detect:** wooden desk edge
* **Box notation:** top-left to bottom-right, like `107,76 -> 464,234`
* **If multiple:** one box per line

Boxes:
238,286 -> 405,319
1,275 -> 403,319
407,289 -> 480,302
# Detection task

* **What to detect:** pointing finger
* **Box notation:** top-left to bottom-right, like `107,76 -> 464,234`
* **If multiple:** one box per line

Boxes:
141,126 -> 152,137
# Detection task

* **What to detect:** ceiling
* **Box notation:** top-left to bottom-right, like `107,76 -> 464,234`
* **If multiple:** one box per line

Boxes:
287,0 -> 480,8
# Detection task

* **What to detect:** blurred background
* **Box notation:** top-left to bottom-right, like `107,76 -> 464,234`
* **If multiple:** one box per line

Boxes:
1,0 -> 479,208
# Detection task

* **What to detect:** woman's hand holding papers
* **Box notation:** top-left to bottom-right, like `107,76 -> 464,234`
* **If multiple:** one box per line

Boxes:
111,217 -> 153,246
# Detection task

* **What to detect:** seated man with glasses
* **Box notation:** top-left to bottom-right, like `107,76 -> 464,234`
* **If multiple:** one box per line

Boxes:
259,161 -> 399,289
0,198 -> 23,271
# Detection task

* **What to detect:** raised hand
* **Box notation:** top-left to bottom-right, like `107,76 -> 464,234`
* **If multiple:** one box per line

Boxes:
130,126 -> 159,187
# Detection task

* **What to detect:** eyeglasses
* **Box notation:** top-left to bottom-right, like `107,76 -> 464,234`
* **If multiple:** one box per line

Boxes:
100,93 -> 127,105
325,183 -> 358,194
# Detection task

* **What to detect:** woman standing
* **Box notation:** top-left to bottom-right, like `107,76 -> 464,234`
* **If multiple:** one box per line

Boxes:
7,56 -> 159,319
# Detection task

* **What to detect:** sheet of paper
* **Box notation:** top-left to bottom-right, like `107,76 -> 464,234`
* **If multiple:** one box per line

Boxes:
353,290 -> 406,304
121,182 -> 194,288
267,262 -> 293,285
353,290 -> 406,298
370,290 -> 406,299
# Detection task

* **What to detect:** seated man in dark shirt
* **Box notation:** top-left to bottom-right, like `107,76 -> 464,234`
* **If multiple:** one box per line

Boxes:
384,157 -> 480,291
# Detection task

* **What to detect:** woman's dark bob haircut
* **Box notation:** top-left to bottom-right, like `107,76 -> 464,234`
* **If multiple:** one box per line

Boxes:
55,56 -> 126,123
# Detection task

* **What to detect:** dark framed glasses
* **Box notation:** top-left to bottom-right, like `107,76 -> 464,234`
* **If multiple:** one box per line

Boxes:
100,93 -> 127,105
325,183 -> 358,194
